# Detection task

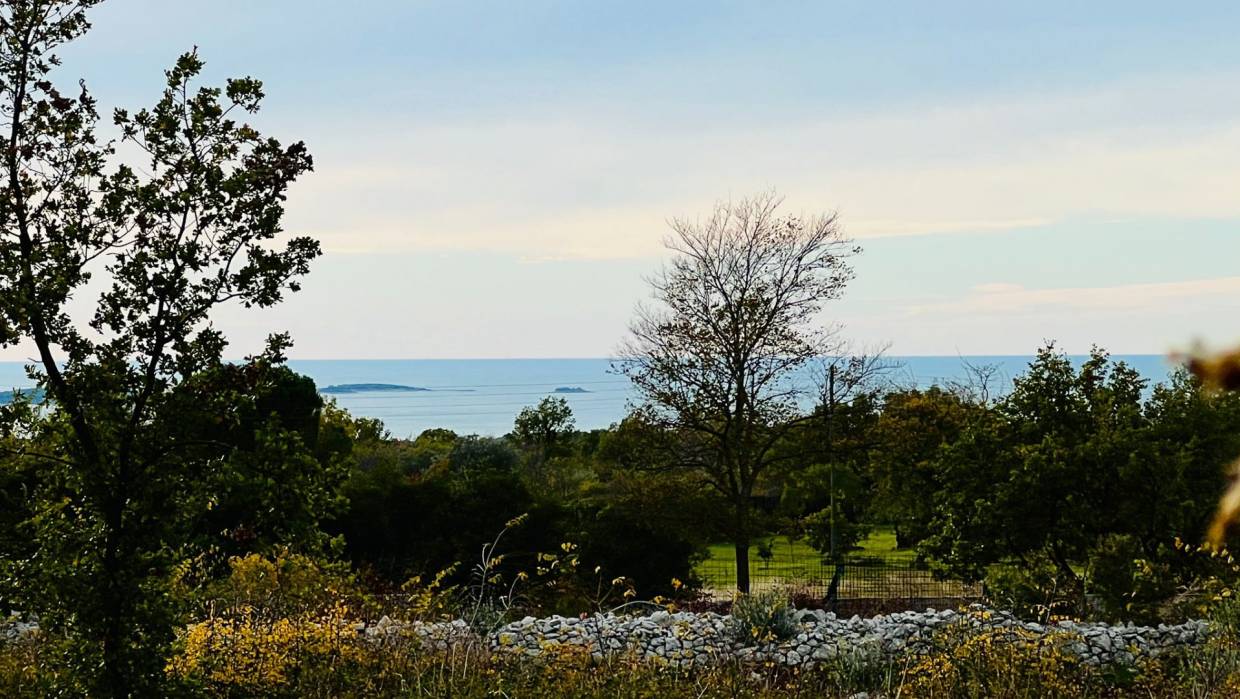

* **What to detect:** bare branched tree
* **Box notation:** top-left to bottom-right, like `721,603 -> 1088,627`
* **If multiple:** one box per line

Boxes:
945,356 -> 1003,405
814,342 -> 902,413
614,192 -> 859,592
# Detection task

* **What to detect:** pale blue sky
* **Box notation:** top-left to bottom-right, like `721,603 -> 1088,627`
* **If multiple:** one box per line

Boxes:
5,1 -> 1239,360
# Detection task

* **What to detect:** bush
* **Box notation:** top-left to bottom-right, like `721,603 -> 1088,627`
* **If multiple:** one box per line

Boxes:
167,603 -> 370,695
0,632 -> 53,696
575,502 -> 705,600
175,549 -> 371,620
902,624 -> 1105,698
729,589 -> 797,643
803,503 -> 871,561
984,554 -> 1082,622
1172,596 -> 1240,695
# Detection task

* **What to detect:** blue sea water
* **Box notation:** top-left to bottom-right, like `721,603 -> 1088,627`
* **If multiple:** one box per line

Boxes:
0,355 -> 1180,438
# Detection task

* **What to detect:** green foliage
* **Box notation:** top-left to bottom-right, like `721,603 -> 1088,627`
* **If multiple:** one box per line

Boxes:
802,502 -> 871,561
449,435 -> 521,475
782,460 -> 873,560
571,471 -> 710,598
174,361 -> 347,564
0,6 -> 322,692
512,396 -> 575,460
867,387 -> 978,548
329,406 -> 712,606
1172,596 -> 1240,695
918,344 -> 1240,620
331,427 -> 569,587
984,556 -> 1081,623
728,588 -> 797,642
1086,533 -> 1175,623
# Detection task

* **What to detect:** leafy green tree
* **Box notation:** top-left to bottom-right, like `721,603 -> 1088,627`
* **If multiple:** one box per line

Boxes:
0,3 -> 319,691
333,440 -> 447,580
449,435 -> 521,476
787,463 -> 872,560
330,424 -> 570,585
175,361 -> 345,565
513,396 -> 576,462
918,401 -> 1013,582
867,387 -> 979,548
1088,370 -> 1240,620
794,386 -> 882,558
405,427 -> 458,472
513,396 -> 588,497
1128,369 -> 1240,547
925,347 -> 1146,583
571,467 -> 714,598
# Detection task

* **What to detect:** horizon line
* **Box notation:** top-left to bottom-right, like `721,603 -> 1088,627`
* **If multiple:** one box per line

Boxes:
0,353 -> 1177,364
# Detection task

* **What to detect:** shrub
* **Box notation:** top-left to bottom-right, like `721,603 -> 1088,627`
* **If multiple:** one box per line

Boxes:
984,554 -> 1081,622
175,549 -> 371,620
574,501 -> 705,601
0,632 -> 53,696
902,623 -> 1103,698
1172,596 -> 1240,695
729,589 -> 797,643
803,502 -> 871,561
167,603 -> 369,694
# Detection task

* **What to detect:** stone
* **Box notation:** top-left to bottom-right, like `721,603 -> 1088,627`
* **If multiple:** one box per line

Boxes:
346,605 -> 1211,670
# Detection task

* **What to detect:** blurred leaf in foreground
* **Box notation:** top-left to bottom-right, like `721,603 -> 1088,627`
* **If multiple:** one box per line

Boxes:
1192,346 -> 1240,545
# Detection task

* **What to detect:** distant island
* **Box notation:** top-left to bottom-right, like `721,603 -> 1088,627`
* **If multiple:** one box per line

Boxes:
320,383 -> 431,394
553,386 -> 590,394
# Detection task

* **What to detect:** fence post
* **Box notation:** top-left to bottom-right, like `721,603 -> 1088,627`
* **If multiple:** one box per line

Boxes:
824,562 -> 844,611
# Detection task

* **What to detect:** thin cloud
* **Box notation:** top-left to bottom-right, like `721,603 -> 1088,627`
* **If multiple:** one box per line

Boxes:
908,277 -> 1240,316
283,71 -> 1240,258
848,218 -> 1054,238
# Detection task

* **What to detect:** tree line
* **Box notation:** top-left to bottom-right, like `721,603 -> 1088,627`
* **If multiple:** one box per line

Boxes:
325,345 -> 1240,626
1,2 -> 1239,695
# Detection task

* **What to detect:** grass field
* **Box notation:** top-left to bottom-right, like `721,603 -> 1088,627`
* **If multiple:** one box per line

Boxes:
695,526 -> 981,599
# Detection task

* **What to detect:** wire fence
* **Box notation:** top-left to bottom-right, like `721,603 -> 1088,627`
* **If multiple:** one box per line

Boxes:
696,555 -> 985,605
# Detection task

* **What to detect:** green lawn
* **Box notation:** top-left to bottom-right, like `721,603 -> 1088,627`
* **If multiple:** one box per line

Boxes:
852,526 -> 916,564
695,526 -> 980,599
700,536 -> 824,583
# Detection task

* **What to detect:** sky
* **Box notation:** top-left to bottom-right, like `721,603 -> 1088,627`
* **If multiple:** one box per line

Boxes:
4,0 -> 1240,360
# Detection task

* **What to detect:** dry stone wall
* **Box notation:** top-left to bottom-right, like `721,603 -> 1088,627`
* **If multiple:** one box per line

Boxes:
361,606 -> 1210,668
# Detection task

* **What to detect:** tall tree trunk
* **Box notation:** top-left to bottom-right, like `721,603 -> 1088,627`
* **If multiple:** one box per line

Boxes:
735,538 -> 751,594
734,502 -> 751,593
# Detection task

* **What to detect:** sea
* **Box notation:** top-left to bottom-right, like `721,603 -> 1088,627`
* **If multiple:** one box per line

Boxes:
0,356 -> 1179,439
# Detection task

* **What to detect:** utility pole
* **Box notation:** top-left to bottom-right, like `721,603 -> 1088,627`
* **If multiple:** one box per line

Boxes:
824,363 -> 844,610
827,364 -> 837,563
